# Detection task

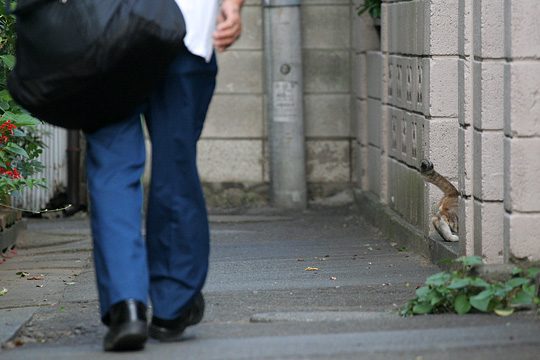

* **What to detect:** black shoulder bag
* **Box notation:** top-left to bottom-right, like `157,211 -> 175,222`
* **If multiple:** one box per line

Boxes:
6,0 -> 185,132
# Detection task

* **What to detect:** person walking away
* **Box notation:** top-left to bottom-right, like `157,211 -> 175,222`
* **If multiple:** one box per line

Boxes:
84,0 -> 244,351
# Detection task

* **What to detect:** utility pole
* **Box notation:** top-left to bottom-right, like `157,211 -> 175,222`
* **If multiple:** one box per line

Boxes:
263,0 -> 307,209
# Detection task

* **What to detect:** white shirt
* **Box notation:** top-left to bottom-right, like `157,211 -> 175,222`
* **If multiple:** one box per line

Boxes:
175,0 -> 219,62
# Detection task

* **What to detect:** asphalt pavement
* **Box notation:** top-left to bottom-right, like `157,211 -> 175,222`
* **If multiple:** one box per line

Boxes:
0,206 -> 539,359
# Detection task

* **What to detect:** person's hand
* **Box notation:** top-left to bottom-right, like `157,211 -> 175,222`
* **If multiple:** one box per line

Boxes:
213,0 -> 244,52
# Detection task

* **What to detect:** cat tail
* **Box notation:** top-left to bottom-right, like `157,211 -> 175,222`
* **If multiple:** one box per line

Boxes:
420,160 -> 459,197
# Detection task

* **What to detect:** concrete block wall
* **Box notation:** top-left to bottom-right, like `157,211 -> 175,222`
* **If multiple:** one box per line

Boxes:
200,0 -> 265,188
354,0 -> 540,263
356,0 -> 462,240
199,0 -> 356,205
503,0 -> 540,260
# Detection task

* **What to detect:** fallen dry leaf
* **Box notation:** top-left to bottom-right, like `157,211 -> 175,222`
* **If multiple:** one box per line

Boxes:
304,267 -> 319,271
330,276 -> 337,281
0,288 -> 7,296
16,271 -> 29,278
27,275 -> 45,281
36,284 -> 44,288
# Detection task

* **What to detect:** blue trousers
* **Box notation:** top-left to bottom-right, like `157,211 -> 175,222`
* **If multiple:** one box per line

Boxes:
85,48 -> 217,321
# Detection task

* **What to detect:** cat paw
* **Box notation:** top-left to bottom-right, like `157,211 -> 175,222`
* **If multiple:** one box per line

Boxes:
444,234 -> 459,242
420,159 -> 433,173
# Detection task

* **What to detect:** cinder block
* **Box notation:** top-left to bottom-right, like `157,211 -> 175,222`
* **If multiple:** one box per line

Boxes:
401,112 -> 412,165
379,152 -> 390,204
394,160 -> 410,219
388,157 -> 397,211
367,51 -> 383,99
306,140 -> 350,182
473,0 -> 505,58
352,53 -> 367,99
459,0 -> 474,57
424,58 -> 459,117
380,3 -> 390,53
355,142 -> 368,190
409,162 -> 426,228
411,113 -> 425,169
303,5 -> 350,50
389,2 -> 399,54
425,0 -> 460,56
406,1 -> 418,55
367,98 -> 382,147
504,62 -> 540,137
424,118 -> 459,180
387,56 -> 396,106
389,107 -> 404,161
397,1 -> 406,54
305,94 -> 351,138
230,5 -> 262,50
416,0 -> 426,55
303,50 -> 350,93
416,58 -> 427,113
473,130 -> 504,201
459,197 -> 475,256
504,137 -> 540,212
215,51 -> 263,94
473,60 -> 505,130
380,54 -> 389,105
367,144 -> 381,197
351,8 -> 380,52
198,140 -> 263,182
380,104 -> 391,154
505,212 -> 540,261
505,0 -> 540,59
355,99 -> 368,146
404,57 -> 417,111
458,127 -> 473,196
458,58 -> 474,126
203,95 -> 263,138
474,200 -> 504,264
394,56 -> 405,109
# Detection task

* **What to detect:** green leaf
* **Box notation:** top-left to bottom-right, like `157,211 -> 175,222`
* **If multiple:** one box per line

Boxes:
470,289 -> 494,312
455,256 -> 483,267
412,302 -> 433,315
7,112 -> 40,127
425,272 -> 451,286
506,277 -> 531,289
415,286 -> 431,298
4,143 -> 29,158
448,278 -> 471,289
0,55 -> 15,70
512,290 -> 534,306
512,267 -> 523,276
454,294 -> 471,315
470,278 -> 490,288
527,268 -> 540,278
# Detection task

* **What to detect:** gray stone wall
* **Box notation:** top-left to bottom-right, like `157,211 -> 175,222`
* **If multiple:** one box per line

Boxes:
355,0 -> 540,262
199,0 -> 356,204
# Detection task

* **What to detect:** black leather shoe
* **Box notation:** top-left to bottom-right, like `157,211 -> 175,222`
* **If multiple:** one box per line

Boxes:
103,299 -> 148,351
149,293 -> 205,342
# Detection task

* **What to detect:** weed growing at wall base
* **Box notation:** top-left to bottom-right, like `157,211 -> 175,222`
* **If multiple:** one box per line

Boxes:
401,256 -> 540,317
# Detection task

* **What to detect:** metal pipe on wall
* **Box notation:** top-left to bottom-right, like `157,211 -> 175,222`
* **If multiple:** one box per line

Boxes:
263,0 -> 307,209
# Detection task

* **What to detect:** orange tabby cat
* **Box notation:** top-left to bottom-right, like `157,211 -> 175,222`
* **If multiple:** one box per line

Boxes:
420,159 -> 459,242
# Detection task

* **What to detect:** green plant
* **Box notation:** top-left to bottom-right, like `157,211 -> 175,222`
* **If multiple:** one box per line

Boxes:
357,0 -> 382,20
401,256 -> 540,317
0,3 -> 45,203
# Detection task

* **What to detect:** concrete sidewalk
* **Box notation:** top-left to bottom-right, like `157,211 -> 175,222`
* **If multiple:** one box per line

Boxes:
0,207 -> 539,359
